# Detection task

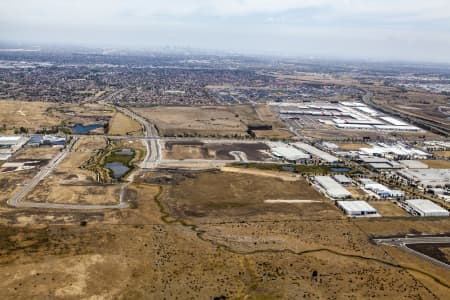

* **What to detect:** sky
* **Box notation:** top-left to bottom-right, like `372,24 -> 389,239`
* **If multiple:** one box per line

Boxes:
1,0 -> 450,63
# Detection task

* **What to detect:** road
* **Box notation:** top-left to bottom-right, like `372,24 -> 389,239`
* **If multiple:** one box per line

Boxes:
115,106 -> 161,169
7,137 -> 129,210
374,236 -> 450,270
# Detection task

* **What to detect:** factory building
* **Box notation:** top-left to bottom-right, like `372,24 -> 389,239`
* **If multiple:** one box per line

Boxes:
397,169 -> 450,188
27,135 -> 66,147
315,176 -> 351,199
0,136 -> 29,160
293,142 -> 340,164
360,178 -> 404,198
404,199 -> 449,217
333,175 -> 352,186
337,200 -> 379,217
269,142 -> 310,163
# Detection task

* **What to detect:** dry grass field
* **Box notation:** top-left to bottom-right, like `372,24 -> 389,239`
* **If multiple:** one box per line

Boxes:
0,100 -> 62,133
433,151 -> 450,158
0,170 -> 448,299
20,137 -> 124,205
108,112 -> 142,136
420,160 -> 450,169
133,105 -> 287,138
368,201 -> 410,217
336,143 -> 368,151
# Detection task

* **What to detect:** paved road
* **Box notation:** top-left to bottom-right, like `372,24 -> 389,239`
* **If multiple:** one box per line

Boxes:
115,106 -> 161,169
7,138 -> 129,210
374,236 -> 450,270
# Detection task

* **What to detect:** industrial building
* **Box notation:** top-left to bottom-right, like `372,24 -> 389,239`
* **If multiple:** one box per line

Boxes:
359,143 -> 431,160
292,142 -> 340,163
337,200 -> 379,217
315,176 -> 351,199
397,169 -> 450,188
272,101 -> 422,132
360,178 -> 404,198
333,175 -> 352,186
27,135 -> 66,147
269,142 -> 310,163
404,199 -> 449,217
0,136 -> 29,160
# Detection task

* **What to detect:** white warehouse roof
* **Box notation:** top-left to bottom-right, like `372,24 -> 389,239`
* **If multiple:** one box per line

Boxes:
405,199 -> 449,217
337,201 -> 378,216
315,176 -> 351,199
270,143 -> 310,161
293,142 -> 340,163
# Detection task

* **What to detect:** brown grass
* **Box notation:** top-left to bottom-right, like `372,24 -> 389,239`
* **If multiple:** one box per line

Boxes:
420,160 -> 450,169
107,112 -> 142,136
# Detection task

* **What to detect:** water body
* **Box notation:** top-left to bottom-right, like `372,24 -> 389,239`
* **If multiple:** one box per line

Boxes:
105,162 -> 130,179
114,149 -> 134,156
330,167 -> 350,173
71,123 -> 103,134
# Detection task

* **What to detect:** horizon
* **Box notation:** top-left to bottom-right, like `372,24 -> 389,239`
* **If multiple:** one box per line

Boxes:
1,1 -> 450,64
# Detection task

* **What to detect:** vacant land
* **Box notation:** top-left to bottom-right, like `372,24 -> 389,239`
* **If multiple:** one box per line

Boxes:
0,100 -> 61,133
420,159 -> 450,169
159,170 -> 335,223
336,143 -> 368,151
163,141 -> 271,161
369,201 -> 410,217
133,105 -> 283,137
434,151 -> 450,158
108,111 -> 142,136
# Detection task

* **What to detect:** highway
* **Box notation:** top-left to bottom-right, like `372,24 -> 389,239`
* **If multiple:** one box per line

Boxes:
374,236 -> 450,270
115,106 -> 161,169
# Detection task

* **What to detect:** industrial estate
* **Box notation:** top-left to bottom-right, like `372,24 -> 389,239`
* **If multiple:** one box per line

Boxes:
0,47 -> 449,299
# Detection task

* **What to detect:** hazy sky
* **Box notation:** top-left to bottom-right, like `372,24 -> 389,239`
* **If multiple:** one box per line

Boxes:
1,0 -> 450,62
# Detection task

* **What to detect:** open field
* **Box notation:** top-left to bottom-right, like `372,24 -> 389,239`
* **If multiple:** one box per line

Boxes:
13,147 -> 61,160
19,137 -> 134,205
369,201 -> 410,217
159,170 -> 335,223
0,100 -> 62,133
345,186 -> 367,199
0,172 -> 448,298
434,151 -> 450,158
162,141 -> 271,161
107,111 -> 142,136
133,105 -> 287,138
336,143 -> 368,151
420,159 -> 450,169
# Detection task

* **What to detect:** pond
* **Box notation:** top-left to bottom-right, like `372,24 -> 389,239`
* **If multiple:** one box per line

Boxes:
330,167 -> 350,173
105,162 -> 130,179
71,123 -> 103,134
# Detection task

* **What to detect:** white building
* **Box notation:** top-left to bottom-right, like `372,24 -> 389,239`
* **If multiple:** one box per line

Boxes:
404,199 -> 449,217
333,175 -> 352,186
315,176 -> 352,199
337,201 -> 379,217
293,142 -> 340,163
269,142 -> 310,163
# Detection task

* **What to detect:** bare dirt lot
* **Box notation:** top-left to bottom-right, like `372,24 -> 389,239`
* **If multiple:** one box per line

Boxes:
163,141 -> 271,161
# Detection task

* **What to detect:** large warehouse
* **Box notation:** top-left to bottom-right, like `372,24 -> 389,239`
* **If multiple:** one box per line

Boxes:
315,176 -> 351,199
404,199 -> 449,217
337,201 -> 379,217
